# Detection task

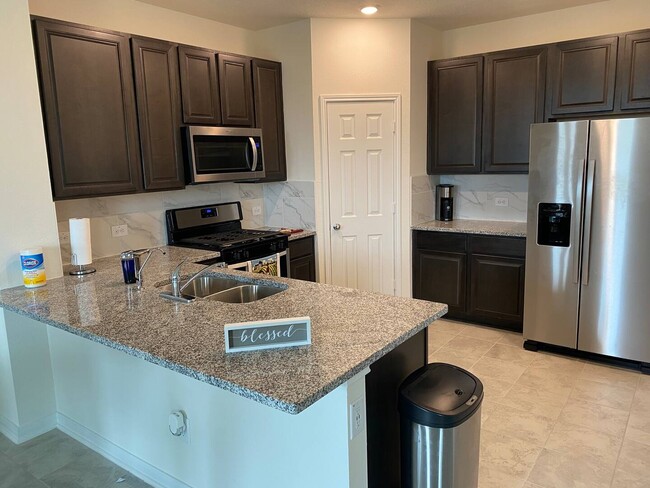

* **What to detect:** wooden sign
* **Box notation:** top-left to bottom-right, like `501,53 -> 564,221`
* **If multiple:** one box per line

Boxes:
224,316 -> 311,353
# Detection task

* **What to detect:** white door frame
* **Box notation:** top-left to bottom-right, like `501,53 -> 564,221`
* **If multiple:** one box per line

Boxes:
317,94 -> 402,294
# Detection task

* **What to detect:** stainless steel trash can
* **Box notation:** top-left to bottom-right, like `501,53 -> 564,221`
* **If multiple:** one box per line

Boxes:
399,363 -> 483,488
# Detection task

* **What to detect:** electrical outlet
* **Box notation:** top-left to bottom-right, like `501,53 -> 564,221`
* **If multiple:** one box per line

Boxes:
252,205 -> 262,216
111,224 -> 128,238
349,398 -> 365,440
495,197 -> 509,207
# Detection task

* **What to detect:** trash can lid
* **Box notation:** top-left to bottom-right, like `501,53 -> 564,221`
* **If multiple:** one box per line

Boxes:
398,363 -> 484,428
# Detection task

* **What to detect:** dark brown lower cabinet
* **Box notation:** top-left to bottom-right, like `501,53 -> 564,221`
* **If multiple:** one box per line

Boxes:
366,328 -> 427,488
469,254 -> 526,328
413,230 -> 526,331
288,236 -> 316,282
413,249 -> 467,316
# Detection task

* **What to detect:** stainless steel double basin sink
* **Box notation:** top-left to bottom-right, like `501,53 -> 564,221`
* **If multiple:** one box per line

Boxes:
159,276 -> 285,304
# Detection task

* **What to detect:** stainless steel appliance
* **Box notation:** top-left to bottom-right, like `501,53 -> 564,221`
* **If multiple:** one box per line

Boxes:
524,117 -> 650,368
166,202 -> 289,277
183,126 -> 264,184
435,184 -> 454,221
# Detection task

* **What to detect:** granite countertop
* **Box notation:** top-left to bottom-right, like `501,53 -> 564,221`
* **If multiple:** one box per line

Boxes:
256,227 -> 316,241
287,229 -> 316,241
0,246 -> 445,414
412,219 -> 527,237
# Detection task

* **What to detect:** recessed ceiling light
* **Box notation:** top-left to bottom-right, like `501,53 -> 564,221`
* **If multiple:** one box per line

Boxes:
360,6 -> 379,15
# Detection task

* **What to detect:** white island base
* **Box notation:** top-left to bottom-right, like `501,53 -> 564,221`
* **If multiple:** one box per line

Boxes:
2,314 -> 369,488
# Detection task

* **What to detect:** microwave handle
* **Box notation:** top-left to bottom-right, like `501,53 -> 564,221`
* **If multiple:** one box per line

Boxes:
249,137 -> 259,172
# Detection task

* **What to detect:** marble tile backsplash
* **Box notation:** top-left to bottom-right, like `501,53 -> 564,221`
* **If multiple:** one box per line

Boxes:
439,175 -> 528,222
264,181 -> 316,230
56,182 -> 268,263
411,174 -> 439,225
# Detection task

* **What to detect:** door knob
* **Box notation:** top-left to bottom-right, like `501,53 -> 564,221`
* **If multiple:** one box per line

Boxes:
332,223 -> 341,230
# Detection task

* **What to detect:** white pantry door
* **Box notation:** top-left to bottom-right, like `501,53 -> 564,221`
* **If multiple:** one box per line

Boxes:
326,99 -> 396,294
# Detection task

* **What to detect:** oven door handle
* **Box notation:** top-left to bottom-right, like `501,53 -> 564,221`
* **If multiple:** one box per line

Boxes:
249,137 -> 259,172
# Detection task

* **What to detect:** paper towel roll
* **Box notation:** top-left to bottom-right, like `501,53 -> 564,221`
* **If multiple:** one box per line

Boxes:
69,218 -> 93,266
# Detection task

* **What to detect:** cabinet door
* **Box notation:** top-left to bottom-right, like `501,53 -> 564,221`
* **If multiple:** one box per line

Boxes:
290,255 -> 316,282
131,37 -> 184,191
548,36 -> 618,115
483,47 -> 546,173
34,19 -> 142,199
218,54 -> 255,126
427,57 -> 483,175
413,249 -> 467,315
618,30 -> 650,110
469,254 -> 525,328
178,46 -> 221,125
289,236 -> 316,281
253,59 -> 287,181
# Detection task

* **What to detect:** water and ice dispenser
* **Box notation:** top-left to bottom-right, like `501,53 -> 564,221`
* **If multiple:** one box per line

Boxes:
537,203 -> 572,247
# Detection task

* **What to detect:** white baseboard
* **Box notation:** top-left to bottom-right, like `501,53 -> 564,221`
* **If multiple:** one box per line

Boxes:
57,413 -> 192,488
0,413 -> 56,444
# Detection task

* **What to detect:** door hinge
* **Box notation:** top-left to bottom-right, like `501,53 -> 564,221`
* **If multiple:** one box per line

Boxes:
393,121 -> 397,134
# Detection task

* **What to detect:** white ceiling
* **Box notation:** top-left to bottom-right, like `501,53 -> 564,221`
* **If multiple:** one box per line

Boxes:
137,0 -> 607,31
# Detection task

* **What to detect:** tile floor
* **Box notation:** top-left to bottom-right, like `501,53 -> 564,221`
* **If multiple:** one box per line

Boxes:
1,319 -> 648,488
429,319 -> 650,488
0,429 -> 150,488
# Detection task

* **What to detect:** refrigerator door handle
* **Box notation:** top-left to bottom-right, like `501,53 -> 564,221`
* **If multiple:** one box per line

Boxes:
573,159 -> 587,284
582,159 -> 596,286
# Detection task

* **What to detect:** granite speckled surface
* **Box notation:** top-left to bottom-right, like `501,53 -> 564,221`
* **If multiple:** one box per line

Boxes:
287,229 -> 316,241
257,227 -> 316,241
412,219 -> 527,237
0,246 -> 446,414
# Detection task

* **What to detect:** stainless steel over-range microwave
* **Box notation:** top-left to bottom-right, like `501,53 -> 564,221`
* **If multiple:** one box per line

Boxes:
183,126 -> 264,184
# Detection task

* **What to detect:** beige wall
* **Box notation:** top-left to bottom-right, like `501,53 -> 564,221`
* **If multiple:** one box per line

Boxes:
29,0 -> 258,56
1,0 -> 61,436
1,0 -> 63,287
443,0 -> 650,57
254,20 -> 315,181
410,20 -> 444,177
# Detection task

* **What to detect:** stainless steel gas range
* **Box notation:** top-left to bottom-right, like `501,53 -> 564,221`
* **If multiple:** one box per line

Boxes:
166,202 -> 289,277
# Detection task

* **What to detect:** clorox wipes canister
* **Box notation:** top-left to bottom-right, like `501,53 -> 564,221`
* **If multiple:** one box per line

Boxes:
20,248 -> 46,288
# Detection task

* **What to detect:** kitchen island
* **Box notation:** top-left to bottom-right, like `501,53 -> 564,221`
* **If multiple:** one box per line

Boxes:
0,246 -> 446,488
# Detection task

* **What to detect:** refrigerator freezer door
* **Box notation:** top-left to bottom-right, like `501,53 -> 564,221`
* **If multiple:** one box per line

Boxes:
578,117 -> 650,363
524,121 -> 589,348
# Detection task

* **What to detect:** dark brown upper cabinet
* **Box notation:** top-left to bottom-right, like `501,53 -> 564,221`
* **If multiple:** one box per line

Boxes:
131,37 -> 184,191
548,36 -> 619,116
618,30 -> 650,111
427,56 -> 483,174
482,47 -> 546,173
34,19 -> 142,199
252,59 -> 287,181
218,54 -> 255,126
178,45 -> 221,125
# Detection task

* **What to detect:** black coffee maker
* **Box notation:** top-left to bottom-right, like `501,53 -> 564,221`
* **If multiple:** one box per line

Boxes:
436,184 -> 454,221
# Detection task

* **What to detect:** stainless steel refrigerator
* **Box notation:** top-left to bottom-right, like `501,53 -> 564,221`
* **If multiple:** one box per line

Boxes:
524,117 -> 650,367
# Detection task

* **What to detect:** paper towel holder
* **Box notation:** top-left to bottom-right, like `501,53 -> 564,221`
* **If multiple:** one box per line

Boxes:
70,253 -> 96,276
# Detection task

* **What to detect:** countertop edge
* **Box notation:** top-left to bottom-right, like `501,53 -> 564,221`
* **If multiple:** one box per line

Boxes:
412,219 -> 527,238
0,285 -> 447,415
